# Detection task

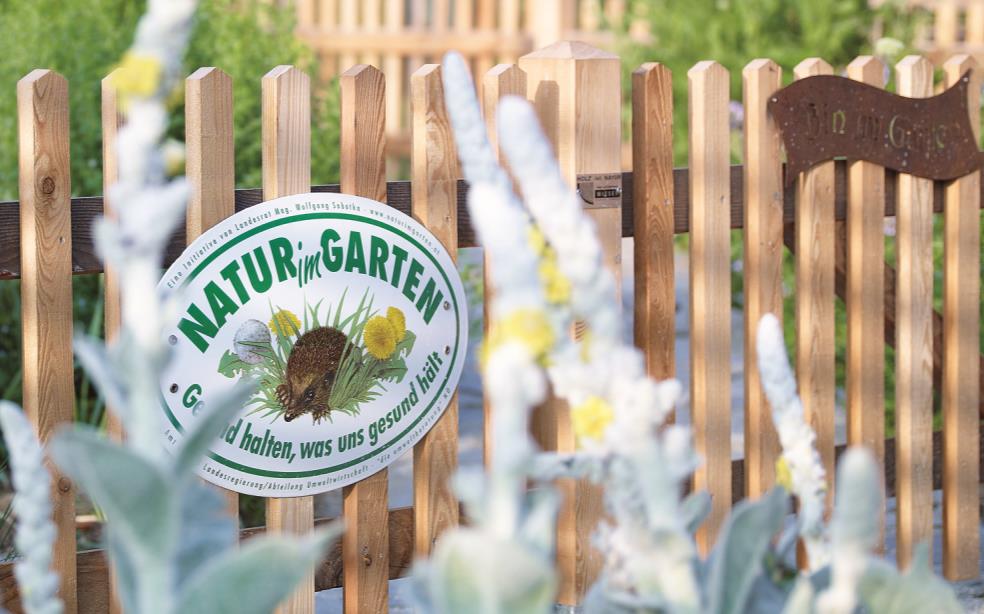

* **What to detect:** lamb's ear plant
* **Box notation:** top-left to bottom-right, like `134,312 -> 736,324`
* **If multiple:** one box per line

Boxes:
0,2 -> 339,613
428,50 -> 964,614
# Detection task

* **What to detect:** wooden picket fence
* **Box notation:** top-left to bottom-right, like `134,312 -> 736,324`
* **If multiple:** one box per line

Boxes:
0,40 -> 982,613
872,0 -> 984,66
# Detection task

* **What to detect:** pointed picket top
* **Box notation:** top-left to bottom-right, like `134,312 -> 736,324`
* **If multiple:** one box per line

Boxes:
688,60 -> 729,82
847,55 -> 885,86
261,64 -> 310,201
895,56 -> 933,98
521,40 -> 617,61
794,57 -> 833,79
744,57 -> 780,77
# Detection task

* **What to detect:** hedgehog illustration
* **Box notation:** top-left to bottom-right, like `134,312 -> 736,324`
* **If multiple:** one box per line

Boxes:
277,326 -> 352,423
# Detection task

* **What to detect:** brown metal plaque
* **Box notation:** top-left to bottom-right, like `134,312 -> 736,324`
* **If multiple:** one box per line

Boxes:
576,173 -> 622,209
768,71 -> 984,186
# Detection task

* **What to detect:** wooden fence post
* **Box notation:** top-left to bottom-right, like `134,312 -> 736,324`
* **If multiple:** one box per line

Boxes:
519,40 -> 620,605
18,69 -> 77,614
186,67 -> 239,520
792,58 -> 836,512
846,57 -> 886,547
339,64 -> 390,614
481,63 -> 526,466
687,60 -> 731,553
894,55 -> 934,569
631,63 -> 675,388
742,59 -> 783,499
262,65 -> 315,614
942,54 -> 981,581
411,64 -> 460,556
101,72 -> 124,443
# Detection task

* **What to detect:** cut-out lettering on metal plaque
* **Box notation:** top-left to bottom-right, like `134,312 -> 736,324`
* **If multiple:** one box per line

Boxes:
576,173 -> 622,209
768,70 -> 984,186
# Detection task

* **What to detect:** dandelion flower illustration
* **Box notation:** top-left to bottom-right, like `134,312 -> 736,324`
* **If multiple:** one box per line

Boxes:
269,309 -> 301,335
234,319 -> 271,364
386,306 -> 406,341
571,395 -> 614,444
364,315 -> 398,359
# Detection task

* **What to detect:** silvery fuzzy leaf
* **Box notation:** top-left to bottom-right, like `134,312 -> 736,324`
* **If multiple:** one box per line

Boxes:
49,427 -> 174,556
419,528 -> 556,614
743,573 -> 792,614
73,334 -> 129,426
518,487 -> 558,556
706,487 -> 788,614
175,522 -> 343,614
856,545 -> 962,613
582,578 -> 661,614
106,530 -> 140,614
174,480 -> 239,592
680,490 -> 712,534
173,378 -> 254,479
780,577 -> 815,614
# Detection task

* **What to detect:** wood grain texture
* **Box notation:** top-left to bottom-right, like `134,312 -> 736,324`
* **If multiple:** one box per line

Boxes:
99,70 -> 125,614
339,64 -> 389,614
793,58 -> 837,512
894,55 -> 935,570
742,59 -> 783,499
18,69 -> 77,614
411,64 -> 460,556
941,54 -> 981,581
480,63 -> 526,467
520,41 -> 620,604
631,63 -> 675,391
687,61 -> 731,554
186,66 -> 240,520
262,64 -> 315,614
100,72 -> 124,442
846,58 -> 886,504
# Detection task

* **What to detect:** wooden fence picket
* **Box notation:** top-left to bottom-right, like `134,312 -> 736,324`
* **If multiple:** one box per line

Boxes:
480,63 -> 526,467
186,67 -> 239,520
339,64 -> 390,614
687,60 -> 731,553
846,57 -> 886,548
101,71 -> 124,444
631,62 -> 676,386
942,54 -> 981,581
410,63 -> 460,557
894,55 -> 935,569
520,40 -> 620,603
793,57 -> 837,511
17,69 -> 77,614
261,64 -> 315,614
742,59 -> 783,498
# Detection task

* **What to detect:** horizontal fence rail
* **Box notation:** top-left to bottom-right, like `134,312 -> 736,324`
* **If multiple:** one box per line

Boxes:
1,161 -> 982,279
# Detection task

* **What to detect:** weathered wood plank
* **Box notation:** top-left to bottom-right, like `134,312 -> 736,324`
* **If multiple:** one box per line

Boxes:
17,68 -> 77,614
631,63 -> 676,392
894,55 -> 935,570
941,54 -> 981,581
262,64 -> 315,614
742,58 -> 783,499
520,41 -> 620,603
480,63 -> 526,467
688,60 -> 731,553
339,64 -> 390,614
411,64 -> 460,558
793,58 -> 837,513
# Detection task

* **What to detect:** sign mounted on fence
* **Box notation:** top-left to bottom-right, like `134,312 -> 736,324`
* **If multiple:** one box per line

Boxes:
768,70 -> 984,186
157,193 -> 468,497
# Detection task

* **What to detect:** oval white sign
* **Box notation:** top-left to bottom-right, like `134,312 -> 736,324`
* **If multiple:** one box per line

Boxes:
158,193 -> 468,496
